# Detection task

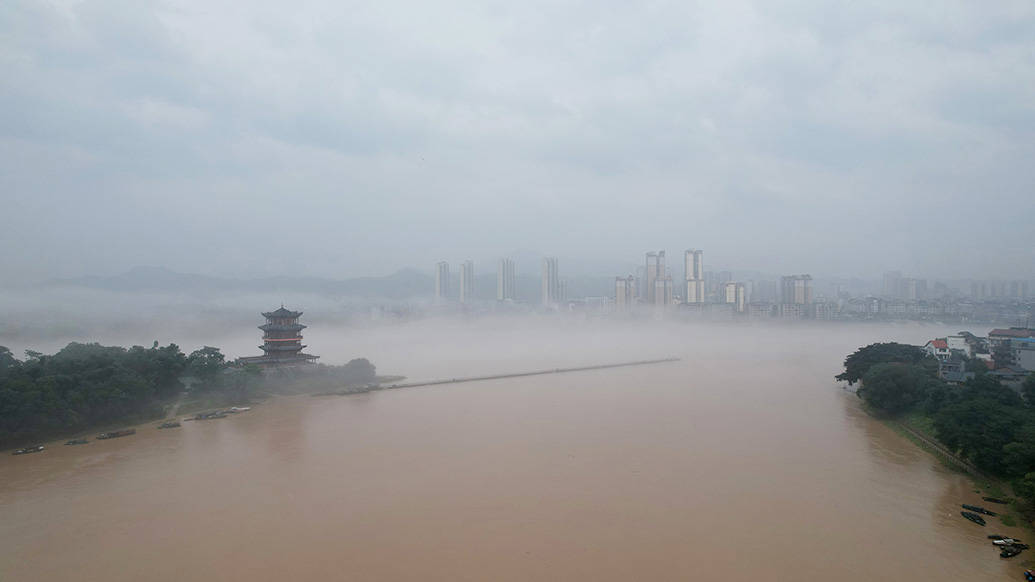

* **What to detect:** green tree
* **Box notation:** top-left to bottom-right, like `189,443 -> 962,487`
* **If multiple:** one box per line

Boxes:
1022,374 -> 1035,406
836,342 -> 933,385
934,398 -> 1024,473
1003,424 -> 1035,477
340,358 -> 377,384
187,346 -> 226,387
857,363 -> 937,414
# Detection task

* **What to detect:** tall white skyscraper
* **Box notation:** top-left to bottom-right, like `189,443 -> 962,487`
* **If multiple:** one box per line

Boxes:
497,258 -> 515,301
434,261 -> 450,303
615,276 -> 635,312
723,282 -> 747,312
459,260 -> 474,304
684,249 -> 705,304
654,276 -> 673,308
541,257 -> 560,307
644,251 -> 666,304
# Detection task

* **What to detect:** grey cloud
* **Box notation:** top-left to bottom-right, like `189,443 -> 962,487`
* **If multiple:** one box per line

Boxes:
0,0 -> 1033,282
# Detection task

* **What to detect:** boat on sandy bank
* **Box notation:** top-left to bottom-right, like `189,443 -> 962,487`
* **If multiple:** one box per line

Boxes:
65,438 -> 88,445
157,421 -> 181,429
1000,545 -> 1023,558
982,496 -> 1009,504
96,429 -> 136,440
12,445 -> 44,455
227,407 -> 251,413
188,411 -> 227,421
960,511 -> 986,526
962,504 -> 997,516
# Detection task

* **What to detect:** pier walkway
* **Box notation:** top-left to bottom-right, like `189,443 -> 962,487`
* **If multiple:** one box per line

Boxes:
317,358 -> 681,396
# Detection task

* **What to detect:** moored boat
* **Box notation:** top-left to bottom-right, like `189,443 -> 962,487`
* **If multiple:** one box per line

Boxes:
962,503 -> 997,516
12,445 -> 44,455
961,511 -> 986,526
157,421 -> 181,429
1000,546 -> 1023,558
65,438 -> 88,445
227,407 -> 251,413
96,429 -> 136,440
982,497 -> 1009,504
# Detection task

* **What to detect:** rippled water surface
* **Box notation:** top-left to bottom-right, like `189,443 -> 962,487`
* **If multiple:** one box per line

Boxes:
0,320 -> 1025,581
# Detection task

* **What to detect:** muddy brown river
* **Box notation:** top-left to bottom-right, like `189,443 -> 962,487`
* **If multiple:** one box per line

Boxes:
0,320 -> 1026,580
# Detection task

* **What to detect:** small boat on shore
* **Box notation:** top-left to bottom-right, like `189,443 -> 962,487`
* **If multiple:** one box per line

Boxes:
190,411 -> 227,421
961,511 -> 986,526
65,438 -> 88,445
982,497 -> 1009,504
12,445 -> 44,455
962,504 -> 997,516
1000,546 -> 1023,558
989,534 -> 1006,540
993,539 -> 1020,546
227,407 -> 251,413
157,421 -> 181,429
96,429 -> 136,440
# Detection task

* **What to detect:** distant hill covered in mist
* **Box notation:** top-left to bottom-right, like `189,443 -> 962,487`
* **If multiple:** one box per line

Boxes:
49,266 -> 435,300
47,266 -> 619,303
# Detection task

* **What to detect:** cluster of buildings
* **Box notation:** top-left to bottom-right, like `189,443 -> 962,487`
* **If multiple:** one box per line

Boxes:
427,256 -> 1032,324
434,257 -> 566,308
612,249 -> 818,319
922,328 -> 1035,386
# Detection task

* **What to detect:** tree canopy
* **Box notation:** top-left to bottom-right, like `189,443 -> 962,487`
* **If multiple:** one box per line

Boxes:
836,342 -> 933,385
0,342 -> 187,447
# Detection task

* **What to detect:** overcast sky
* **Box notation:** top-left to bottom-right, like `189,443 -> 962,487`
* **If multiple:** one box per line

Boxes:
2,0 -> 1033,282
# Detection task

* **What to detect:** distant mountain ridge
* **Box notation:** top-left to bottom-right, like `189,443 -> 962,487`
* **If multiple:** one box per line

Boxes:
46,265 -> 618,302
48,266 -> 435,300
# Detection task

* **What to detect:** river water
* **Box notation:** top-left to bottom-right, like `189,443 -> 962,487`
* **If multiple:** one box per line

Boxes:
0,320 -> 1026,580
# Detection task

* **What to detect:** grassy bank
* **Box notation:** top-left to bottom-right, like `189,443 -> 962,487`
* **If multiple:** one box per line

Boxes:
864,404 -> 1030,534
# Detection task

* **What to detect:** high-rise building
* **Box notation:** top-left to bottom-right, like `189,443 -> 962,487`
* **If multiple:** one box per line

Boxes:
654,276 -> 673,307
459,260 -> 474,304
883,271 -> 902,298
723,282 -> 747,313
615,276 -> 635,312
644,251 -> 666,304
684,249 -> 705,304
541,257 -> 560,307
434,261 -> 450,302
781,275 -> 813,305
497,258 -> 515,301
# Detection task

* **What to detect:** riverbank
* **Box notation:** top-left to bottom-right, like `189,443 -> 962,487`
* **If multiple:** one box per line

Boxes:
863,403 -> 1032,542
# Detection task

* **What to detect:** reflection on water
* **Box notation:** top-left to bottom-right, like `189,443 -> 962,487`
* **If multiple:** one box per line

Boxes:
0,321 -> 1025,581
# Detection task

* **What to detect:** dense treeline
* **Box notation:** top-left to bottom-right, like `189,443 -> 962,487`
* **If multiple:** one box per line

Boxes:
841,342 -> 1035,513
0,342 -> 188,446
0,342 -> 380,448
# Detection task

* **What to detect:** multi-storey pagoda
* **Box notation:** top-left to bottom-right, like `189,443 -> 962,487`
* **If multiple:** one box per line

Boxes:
239,306 -> 319,367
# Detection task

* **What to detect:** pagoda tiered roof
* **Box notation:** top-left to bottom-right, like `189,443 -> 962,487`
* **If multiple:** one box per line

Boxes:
260,343 -> 308,352
259,323 -> 306,332
262,307 -> 302,319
